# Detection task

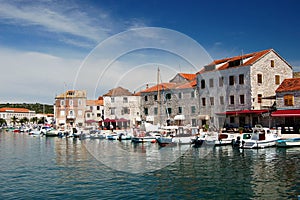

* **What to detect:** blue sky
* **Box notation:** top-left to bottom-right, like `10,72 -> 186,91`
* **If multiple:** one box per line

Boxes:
0,0 -> 299,104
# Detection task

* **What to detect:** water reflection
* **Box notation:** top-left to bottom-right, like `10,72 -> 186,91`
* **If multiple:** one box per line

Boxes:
0,131 -> 299,199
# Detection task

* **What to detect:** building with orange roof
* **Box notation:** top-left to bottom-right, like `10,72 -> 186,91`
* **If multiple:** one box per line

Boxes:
85,98 -> 104,128
197,49 -> 293,129
139,72 -> 199,127
0,107 -> 36,125
54,90 -> 87,128
270,78 -> 300,134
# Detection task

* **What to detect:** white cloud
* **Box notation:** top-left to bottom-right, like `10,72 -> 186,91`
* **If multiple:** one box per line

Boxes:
0,0 -> 130,46
0,48 -> 81,103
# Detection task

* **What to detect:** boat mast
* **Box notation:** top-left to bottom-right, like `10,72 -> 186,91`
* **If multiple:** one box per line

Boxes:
157,67 -> 160,127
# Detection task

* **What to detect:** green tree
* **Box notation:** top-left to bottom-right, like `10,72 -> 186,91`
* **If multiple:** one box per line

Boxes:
19,117 -> 29,125
0,118 -> 6,126
30,117 -> 38,124
11,116 -> 18,126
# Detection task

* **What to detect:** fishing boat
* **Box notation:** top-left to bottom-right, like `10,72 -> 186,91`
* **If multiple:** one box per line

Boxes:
131,131 -> 159,143
242,125 -> 280,149
276,138 -> 300,147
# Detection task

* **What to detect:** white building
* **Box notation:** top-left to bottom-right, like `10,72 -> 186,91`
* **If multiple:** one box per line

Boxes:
0,107 -> 36,126
85,98 -> 104,128
197,49 -> 293,129
103,87 -> 140,129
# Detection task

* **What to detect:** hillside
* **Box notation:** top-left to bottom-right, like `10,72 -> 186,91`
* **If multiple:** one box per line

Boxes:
0,103 -> 54,114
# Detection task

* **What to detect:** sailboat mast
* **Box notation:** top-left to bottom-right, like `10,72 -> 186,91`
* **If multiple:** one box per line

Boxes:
157,67 -> 160,126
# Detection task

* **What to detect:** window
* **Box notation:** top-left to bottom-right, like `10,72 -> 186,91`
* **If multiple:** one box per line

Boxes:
202,98 -> 206,106
191,91 -> 195,98
154,107 -> 158,115
257,74 -> 262,84
271,60 -> 275,67
210,97 -> 214,106
239,74 -> 244,84
111,97 -> 115,103
123,97 -> 128,103
60,110 -> 65,116
201,80 -> 205,89
97,113 -> 101,117
87,113 -> 90,118
144,96 -> 148,101
178,107 -> 182,114
69,110 -> 74,116
230,95 -> 235,105
209,78 -> 214,87
110,107 -> 116,115
97,106 -> 100,110
258,94 -> 262,103
220,96 -> 224,105
154,95 -> 158,101
284,94 -> 294,106
61,100 -> 65,106
166,93 -> 171,100
240,95 -> 245,105
78,99 -> 82,105
122,107 -> 129,114
219,77 -> 224,87
178,92 -> 182,99
229,76 -> 235,85
78,110 -> 83,116
191,106 -> 196,114
166,108 -> 172,115
144,108 -> 148,115
275,75 -> 280,85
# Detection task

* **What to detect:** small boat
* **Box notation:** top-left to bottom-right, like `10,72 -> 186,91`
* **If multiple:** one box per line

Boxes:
131,132 -> 158,143
106,133 -> 118,140
242,125 -> 280,149
232,133 -> 252,148
276,138 -> 300,147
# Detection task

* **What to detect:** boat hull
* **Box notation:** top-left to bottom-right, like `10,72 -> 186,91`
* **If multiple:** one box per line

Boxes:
276,138 -> 300,147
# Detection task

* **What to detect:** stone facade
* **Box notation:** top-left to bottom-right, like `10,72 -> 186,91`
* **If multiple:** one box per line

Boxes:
54,90 -> 87,128
197,49 -> 293,129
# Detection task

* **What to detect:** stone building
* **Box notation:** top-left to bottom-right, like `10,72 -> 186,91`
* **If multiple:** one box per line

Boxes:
85,97 -> 104,128
139,73 -> 199,127
103,87 -> 140,129
54,90 -> 87,129
197,49 -> 293,129
271,78 -> 300,133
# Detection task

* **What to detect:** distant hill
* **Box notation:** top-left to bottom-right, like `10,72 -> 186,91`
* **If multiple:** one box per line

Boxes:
0,103 -> 54,114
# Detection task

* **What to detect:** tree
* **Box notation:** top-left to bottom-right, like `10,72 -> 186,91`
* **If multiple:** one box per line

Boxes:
19,117 -> 29,125
11,116 -> 18,126
0,118 -> 6,126
30,117 -> 38,124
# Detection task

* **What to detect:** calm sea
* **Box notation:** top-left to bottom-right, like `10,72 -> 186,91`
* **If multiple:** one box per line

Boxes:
0,130 -> 299,200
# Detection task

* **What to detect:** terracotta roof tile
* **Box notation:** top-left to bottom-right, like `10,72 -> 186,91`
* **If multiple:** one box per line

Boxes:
0,107 -> 31,113
178,73 -> 196,81
176,79 -> 197,89
140,83 -> 177,93
86,100 -> 103,106
276,78 -> 300,92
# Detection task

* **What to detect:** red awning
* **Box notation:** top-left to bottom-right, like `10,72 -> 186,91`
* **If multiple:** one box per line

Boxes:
217,109 -> 268,115
271,109 -> 300,117
103,118 -> 116,123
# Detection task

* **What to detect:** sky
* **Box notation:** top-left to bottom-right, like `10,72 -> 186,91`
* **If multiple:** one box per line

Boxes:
0,0 -> 299,104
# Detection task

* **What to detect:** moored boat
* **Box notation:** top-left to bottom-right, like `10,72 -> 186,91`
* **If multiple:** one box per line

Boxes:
276,138 -> 300,147
242,125 -> 280,149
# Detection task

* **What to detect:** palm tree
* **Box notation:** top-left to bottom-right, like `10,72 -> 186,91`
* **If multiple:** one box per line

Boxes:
30,117 -> 38,124
0,118 -> 6,126
11,116 -> 18,127
19,117 -> 29,125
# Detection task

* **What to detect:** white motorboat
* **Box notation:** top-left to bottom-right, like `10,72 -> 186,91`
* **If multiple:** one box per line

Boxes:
276,138 -> 300,147
242,125 -> 280,149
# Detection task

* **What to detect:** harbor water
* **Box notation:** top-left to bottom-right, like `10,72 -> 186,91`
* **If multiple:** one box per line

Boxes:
0,131 -> 299,199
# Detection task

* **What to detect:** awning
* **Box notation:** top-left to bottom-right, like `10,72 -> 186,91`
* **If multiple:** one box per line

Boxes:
116,118 -> 129,122
216,109 -> 268,115
103,118 -> 116,123
271,109 -> 300,117
146,116 -> 154,121
135,117 -> 141,121
198,115 -> 210,120
58,120 -> 65,124
174,115 -> 185,120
